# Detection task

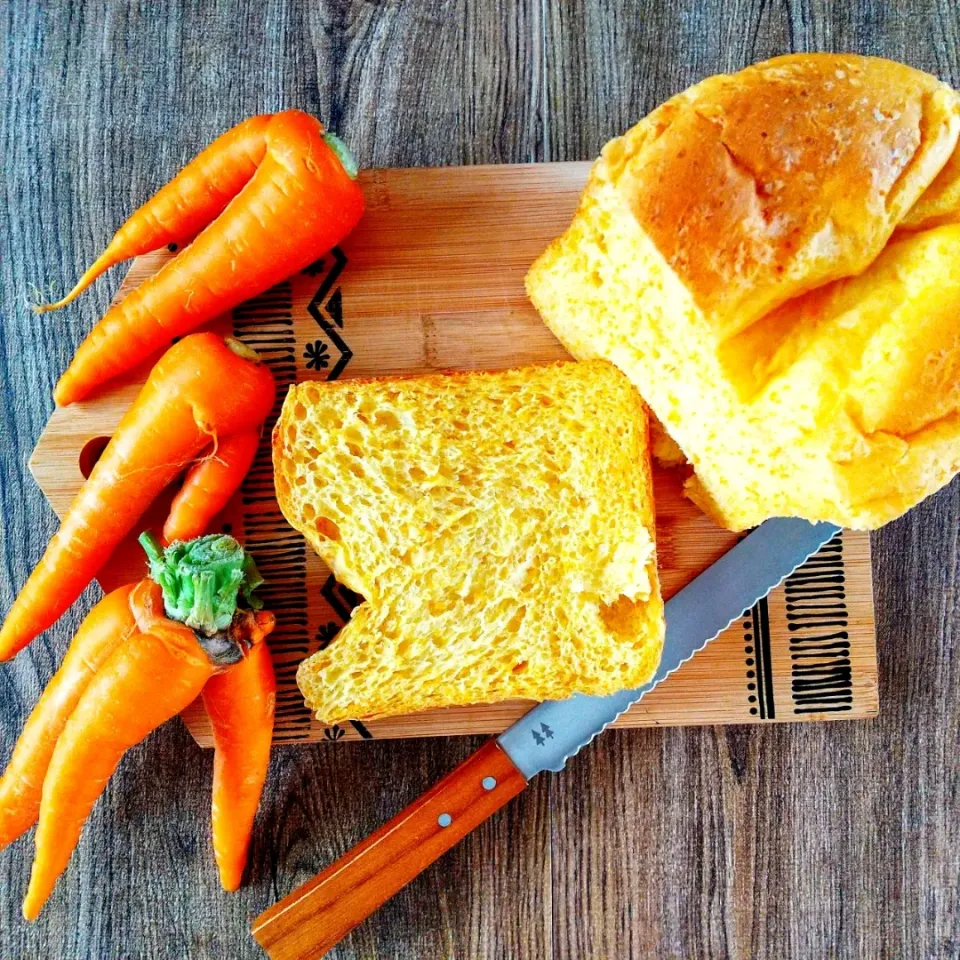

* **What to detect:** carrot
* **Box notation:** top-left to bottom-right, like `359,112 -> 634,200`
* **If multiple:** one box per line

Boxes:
18,543 -> 271,919
202,630 -> 276,891
0,334 -> 274,661
0,585 -> 137,850
51,111 -> 364,405
139,532 -> 267,638
0,533 -> 272,919
162,429 -> 261,545
36,115 -> 272,313
22,580 -> 217,920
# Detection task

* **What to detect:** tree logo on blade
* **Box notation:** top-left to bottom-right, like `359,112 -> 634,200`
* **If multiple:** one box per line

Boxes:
531,722 -> 554,746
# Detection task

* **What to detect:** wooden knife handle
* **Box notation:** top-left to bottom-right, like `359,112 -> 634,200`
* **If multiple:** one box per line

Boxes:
251,739 -> 527,959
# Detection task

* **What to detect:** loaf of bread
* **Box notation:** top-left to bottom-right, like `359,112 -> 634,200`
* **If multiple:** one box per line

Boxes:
527,54 -> 960,530
273,361 -> 664,723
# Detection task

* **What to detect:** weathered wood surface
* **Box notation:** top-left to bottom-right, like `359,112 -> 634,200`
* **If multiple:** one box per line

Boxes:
1,2 -> 957,958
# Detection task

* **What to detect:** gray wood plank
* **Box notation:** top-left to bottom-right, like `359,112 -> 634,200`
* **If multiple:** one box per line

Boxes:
2,1 -> 959,958
545,2 -> 960,959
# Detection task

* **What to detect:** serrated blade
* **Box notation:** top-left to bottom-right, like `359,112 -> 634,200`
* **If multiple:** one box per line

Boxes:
497,517 -> 841,779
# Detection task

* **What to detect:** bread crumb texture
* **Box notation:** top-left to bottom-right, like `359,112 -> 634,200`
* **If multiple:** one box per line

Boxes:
274,361 -> 664,723
527,53 -> 960,530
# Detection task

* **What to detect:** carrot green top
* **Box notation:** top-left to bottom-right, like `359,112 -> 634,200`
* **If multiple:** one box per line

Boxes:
139,533 -> 263,637
322,133 -> 359,180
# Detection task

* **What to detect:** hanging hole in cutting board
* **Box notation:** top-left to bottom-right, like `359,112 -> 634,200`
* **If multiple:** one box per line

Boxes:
78,436 -> 110,478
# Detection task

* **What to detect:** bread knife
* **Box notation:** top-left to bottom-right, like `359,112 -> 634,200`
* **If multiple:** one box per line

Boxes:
252,517 -> 840,960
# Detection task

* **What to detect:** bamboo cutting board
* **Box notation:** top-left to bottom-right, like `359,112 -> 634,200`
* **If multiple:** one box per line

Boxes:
30,163 -> 879,745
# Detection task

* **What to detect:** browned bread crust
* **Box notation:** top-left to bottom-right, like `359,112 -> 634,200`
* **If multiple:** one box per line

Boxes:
528,54 -> 960,530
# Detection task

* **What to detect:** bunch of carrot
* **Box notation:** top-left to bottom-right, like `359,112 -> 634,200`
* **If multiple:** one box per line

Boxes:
4,107 -> 364,657
0,332 -> 276,660
0,333 -> 278,917
0,110 -> 367,916
40,110 -> 365,406
1,534 -> 277,918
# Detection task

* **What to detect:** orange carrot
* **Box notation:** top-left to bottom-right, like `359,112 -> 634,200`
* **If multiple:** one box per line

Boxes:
7,535 -> 271,918
162,429 -> 261,545
202,628 -> 276,891
22,580 -> 218,921
0,585 -> 137,850
36,115 -> 272,312
0,334 -> 274,661
51,111 -> 364,405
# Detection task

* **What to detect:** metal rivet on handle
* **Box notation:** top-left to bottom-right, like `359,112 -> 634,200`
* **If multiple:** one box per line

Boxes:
437,813 -> 452,828
482,776 -> 497,791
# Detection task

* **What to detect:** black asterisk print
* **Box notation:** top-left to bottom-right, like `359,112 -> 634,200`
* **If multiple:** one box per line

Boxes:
323,725 -> 345,741
304,339 -> 331,371
303,257 -> 326,277
316,621 -> 341,650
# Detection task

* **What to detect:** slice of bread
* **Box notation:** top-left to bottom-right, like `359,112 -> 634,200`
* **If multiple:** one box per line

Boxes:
273,361 -> 664,724
527,54 -> 960,530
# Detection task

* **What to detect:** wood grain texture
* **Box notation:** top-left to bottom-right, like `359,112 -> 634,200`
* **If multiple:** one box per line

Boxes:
29,170 -> 879,745
253,741 -> 528,959
0,2 -> 958,959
